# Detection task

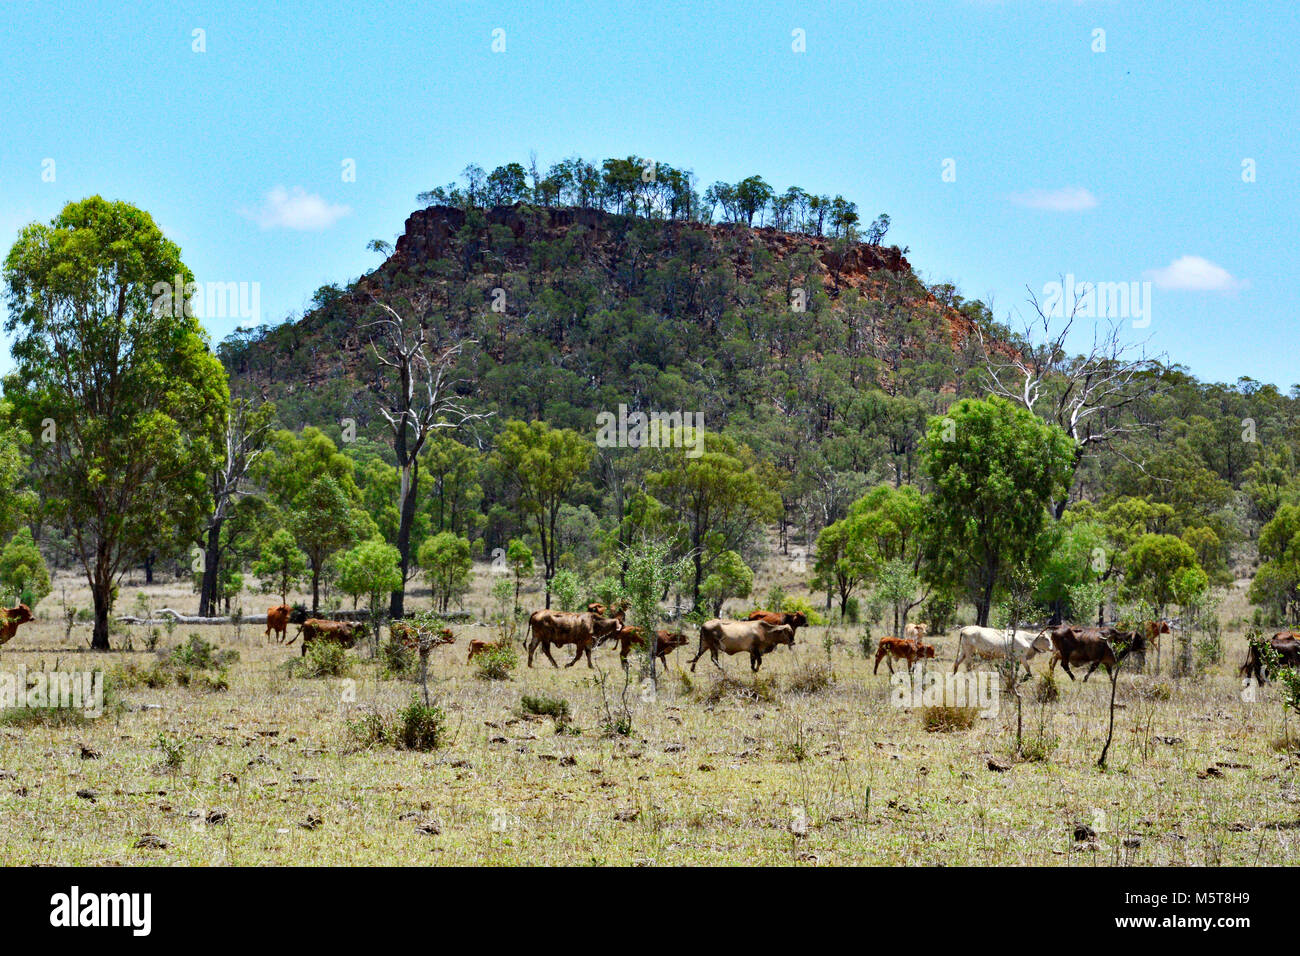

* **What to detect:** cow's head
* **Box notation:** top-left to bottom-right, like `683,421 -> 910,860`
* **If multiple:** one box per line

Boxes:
289,604 -> 309,625
660,631 -> 688,650
592,616 -> 623,640
918,643 -> 935,659
1028,630 -> 1054,656
761,623 -> 796,648
786,612 -> 808,628
9,604 -> 33,625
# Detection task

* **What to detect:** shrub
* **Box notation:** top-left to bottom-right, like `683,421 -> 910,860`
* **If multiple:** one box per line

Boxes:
921,706 -> 978,732
1034,670 -> 1060,703
474,644 -> 518,681
154,732 -> 186,772
393,695 -> 446,751
844,596 -> 860,625
379,639 -> 416,679
521,694 -> 570,724
347,697 -> 446,751
785,661 -> 833,695
298,641 -> 351,678
171,634 -> 239,670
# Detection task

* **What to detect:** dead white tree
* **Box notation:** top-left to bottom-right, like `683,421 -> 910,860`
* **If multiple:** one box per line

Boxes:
366,294 -> 486,617
198,399 -> 274,616
977,282 -> 1166,516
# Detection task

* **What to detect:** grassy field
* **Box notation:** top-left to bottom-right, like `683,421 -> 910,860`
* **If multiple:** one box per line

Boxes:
1,567 -> 1298,867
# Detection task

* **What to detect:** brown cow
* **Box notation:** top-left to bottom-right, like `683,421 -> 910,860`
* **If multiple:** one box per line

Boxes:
690,618 -> 796,672
390,620 -> 455,653
1047,625 -> 1143,681
525,607 -> 624,668
1240,632 -> 1300,685
601,626 -> 689,669
466,638 -> 507,663
297,619 -> 366,657
266,603 -> 308,643
873,637 -> 935,674
745,610 -> 809,640
0,604 -> 33,647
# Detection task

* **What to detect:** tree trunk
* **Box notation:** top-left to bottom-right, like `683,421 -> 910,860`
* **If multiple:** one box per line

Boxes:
389,460 -> 419,619
198,521 -> 223,617
90,574 -> 112,651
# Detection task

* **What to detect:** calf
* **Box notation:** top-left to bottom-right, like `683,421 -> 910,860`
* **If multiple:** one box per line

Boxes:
602,626 -> 689,670
466,638 -> 507,663
0,603 -> 33,647
873,637 -> 935,674
903,622 -> 928,641
1240,632 -> 1300,685
690,619 -> 796,673
390,620 -> 455,653
297,619 -> 365,657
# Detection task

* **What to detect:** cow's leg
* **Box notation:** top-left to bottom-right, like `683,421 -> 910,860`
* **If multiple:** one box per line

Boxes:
564,644 -> 584,668
873,648 -> 884,675
1083,660 -> 1102,682
750,651 -> 762,672
1060,660 -> 1076,681
584,644 -> 595,668
542,643 -> 559,668
710,647 -> 722,670
689,639 -> 708,672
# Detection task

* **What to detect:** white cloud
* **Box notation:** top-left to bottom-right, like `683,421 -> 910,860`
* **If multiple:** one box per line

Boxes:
1144,255 -> 1246,292
1009,186 -> 1098,212
240,186 -> 350,231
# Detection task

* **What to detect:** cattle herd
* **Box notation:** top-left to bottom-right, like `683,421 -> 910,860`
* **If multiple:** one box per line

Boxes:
2,598 -> 1299,690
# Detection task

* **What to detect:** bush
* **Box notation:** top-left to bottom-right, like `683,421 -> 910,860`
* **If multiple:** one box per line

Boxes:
844,596 -> 860,625
1034,670 -> 1060,703
298,641 -> 351,678
393,696 -> 446,751
521,694 -> 570,724
785,661 -> 833,695
921,706 -> 978,732
171,634 -> 239,670
347,696 -> 446,751
474,644 -> 518,681
379,639 -> 416,679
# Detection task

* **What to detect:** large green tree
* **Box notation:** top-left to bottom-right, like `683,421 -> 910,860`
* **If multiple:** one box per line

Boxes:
489,420 -> 593,606
922,397 -> 1075,626
2,197 -> 228,647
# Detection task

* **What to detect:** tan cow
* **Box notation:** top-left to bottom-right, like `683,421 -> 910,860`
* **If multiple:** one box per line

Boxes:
525,607 -> 624,668
690,618 -> 796,673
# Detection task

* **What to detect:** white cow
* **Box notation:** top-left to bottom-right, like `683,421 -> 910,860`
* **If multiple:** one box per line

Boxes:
952,625 -> 1053,679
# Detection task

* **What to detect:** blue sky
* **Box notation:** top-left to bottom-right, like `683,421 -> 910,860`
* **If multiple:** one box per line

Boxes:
2,0 -> 1296,387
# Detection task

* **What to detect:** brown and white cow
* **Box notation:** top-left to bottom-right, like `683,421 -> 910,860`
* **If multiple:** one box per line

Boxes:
690,618 -> 796,673
1240,632 -> 1300,685
0,604 -> 33,647
873,636 -> 935,674
296,619 -> 366,657
525,607 -> 624,668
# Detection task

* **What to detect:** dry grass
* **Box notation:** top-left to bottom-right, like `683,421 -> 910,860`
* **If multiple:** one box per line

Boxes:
0,568 -> 1297,866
